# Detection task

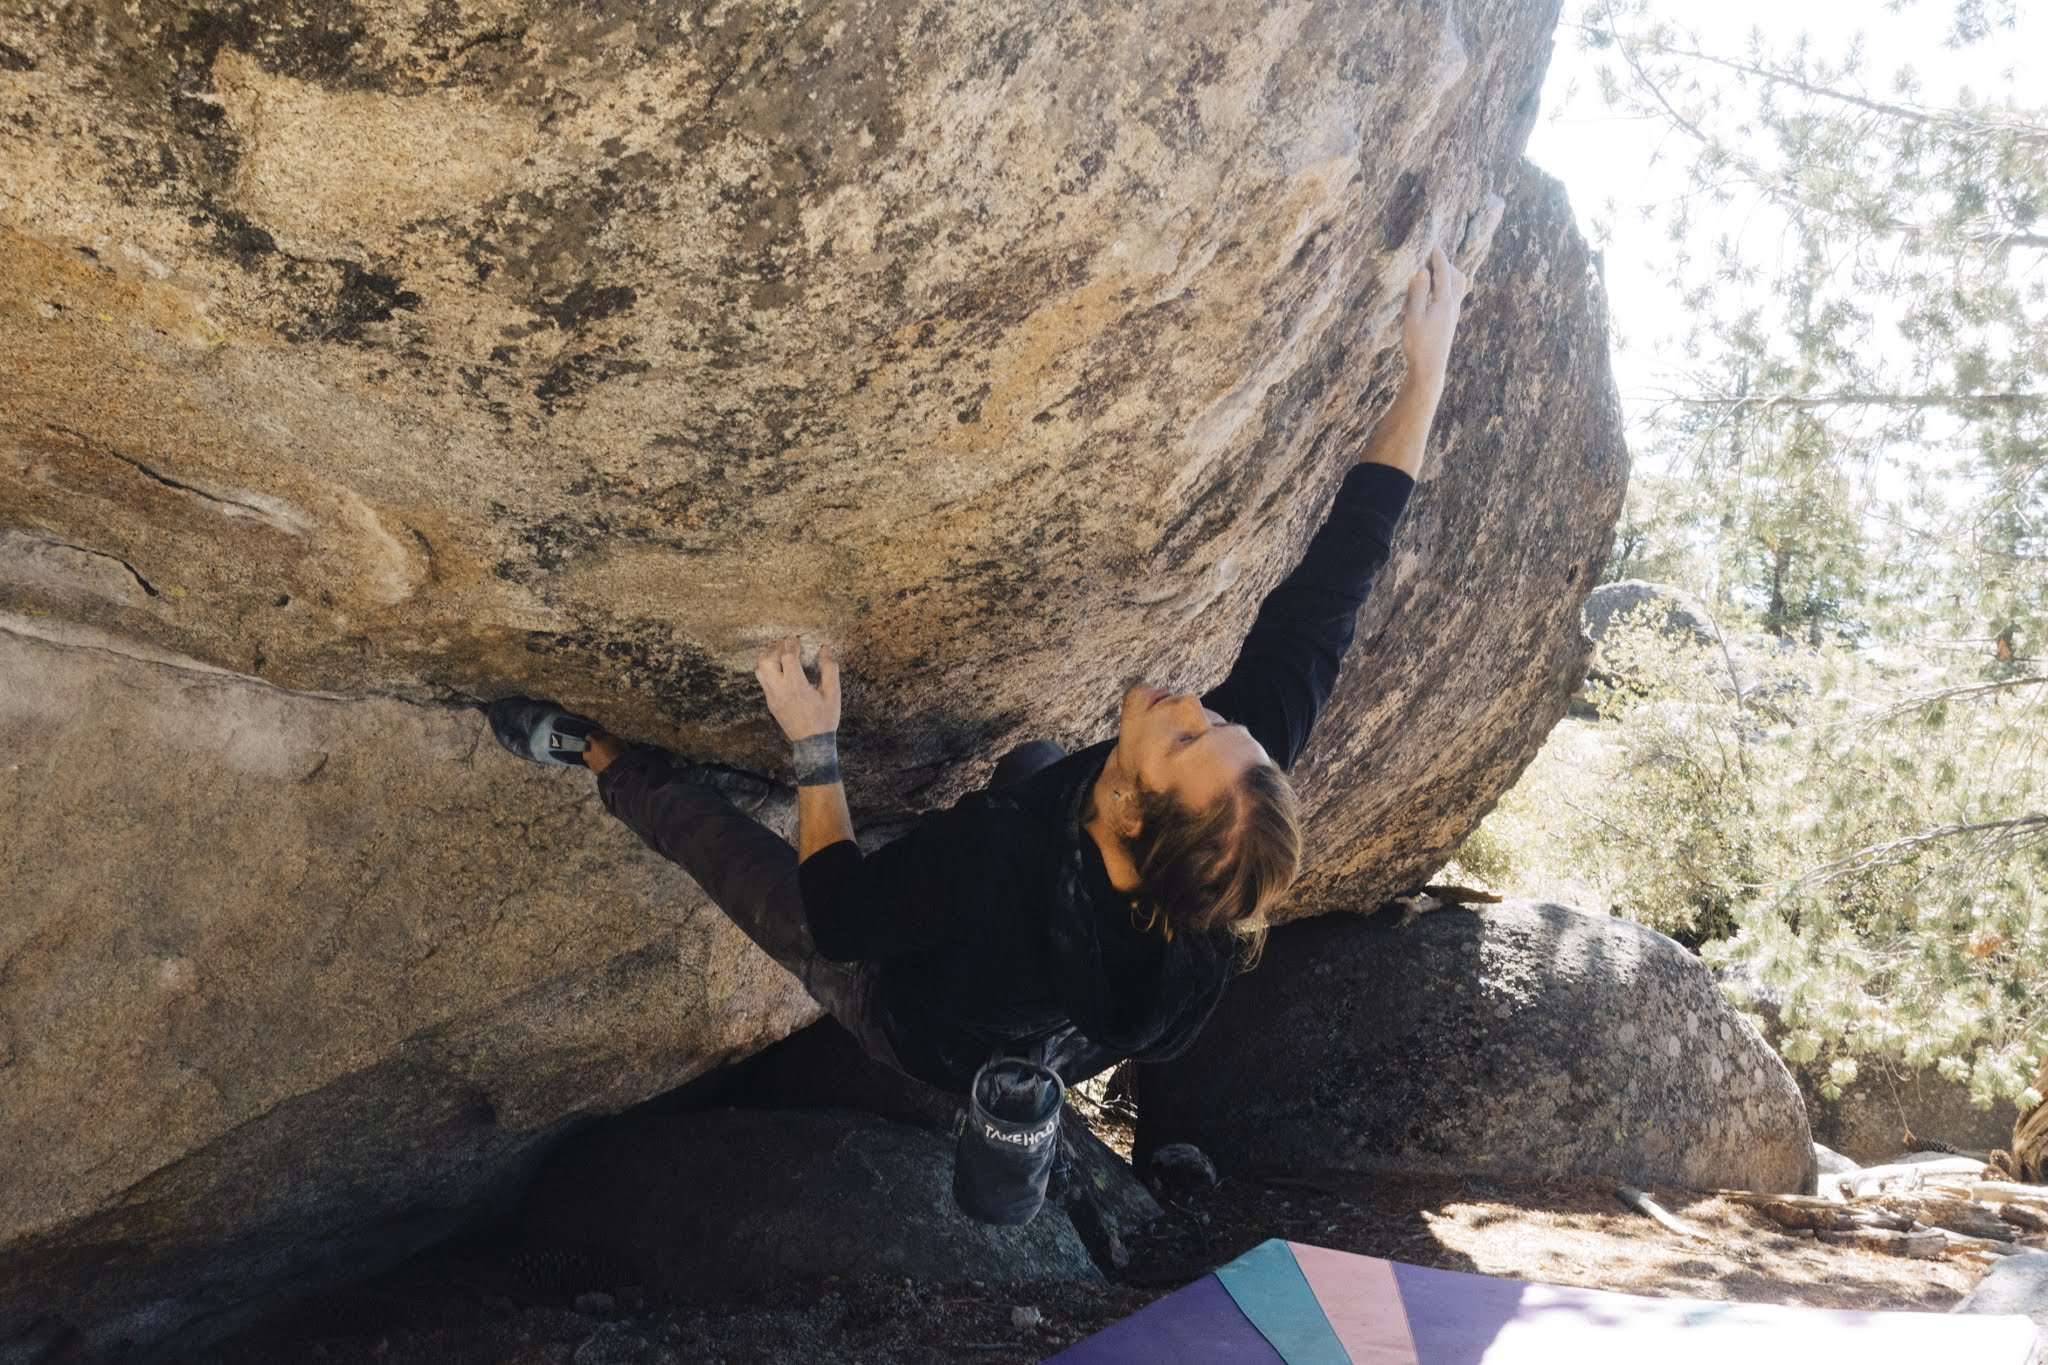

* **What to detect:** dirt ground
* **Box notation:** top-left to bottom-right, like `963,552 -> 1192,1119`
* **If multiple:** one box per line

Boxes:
205,1106 -> 1992,1365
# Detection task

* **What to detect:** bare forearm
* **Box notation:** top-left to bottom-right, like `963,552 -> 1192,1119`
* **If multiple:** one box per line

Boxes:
1357,376 -> 1443,478
1366,244 -> 1466,476
797,780 -> 856,861
790,730 -> 855,860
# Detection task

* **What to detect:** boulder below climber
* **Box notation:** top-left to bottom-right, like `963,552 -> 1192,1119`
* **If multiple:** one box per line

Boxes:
702,1017 -> 1162,1271
519,1108 -> 1100,1297
1136,901 -> 1818,1194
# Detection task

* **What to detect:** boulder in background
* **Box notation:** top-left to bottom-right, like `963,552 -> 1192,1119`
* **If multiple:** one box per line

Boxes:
1137,902 -> 1818,1195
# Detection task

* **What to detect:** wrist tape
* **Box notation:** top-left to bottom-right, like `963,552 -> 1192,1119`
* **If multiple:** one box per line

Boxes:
792,731 -> 841,787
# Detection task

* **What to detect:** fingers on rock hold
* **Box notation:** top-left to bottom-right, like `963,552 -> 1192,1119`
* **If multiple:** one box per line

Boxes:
1406,266 -> 1431,312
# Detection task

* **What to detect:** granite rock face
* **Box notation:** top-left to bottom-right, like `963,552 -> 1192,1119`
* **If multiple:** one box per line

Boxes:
1721,958 -> 2025,1166
1275,161 -> 1628,917
1798,1073 -> 2022,1167
0,623 -> 820,1361
1136,903 -> 1819,1195
1953,1254 -> 2048,1344
0,0 -> 1625,1357
3,0 -> 1571,804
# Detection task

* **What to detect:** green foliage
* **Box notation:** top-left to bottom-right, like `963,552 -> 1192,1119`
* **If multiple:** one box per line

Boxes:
1479,2 -> 2048,1107
1450,607 -> 2048,1104
1571,0 -> 2047,654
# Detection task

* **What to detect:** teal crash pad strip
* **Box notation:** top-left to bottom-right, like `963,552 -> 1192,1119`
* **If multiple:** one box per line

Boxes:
1215,1237 -> 1354,1365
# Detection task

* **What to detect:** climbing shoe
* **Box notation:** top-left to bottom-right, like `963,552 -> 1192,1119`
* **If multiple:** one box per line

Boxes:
953,1056 -> 1065,1226
486,696 -> 600,767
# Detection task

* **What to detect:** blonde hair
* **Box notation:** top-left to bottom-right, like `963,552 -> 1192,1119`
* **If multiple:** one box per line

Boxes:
1123,762 -> 1301,969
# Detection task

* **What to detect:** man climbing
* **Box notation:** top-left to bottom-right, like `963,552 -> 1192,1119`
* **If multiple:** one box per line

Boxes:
488,246 -> 1468,1099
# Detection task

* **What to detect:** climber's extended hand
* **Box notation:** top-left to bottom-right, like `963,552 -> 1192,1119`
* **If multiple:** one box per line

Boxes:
755,635 -> 841,742
1401,244 -> 1469,396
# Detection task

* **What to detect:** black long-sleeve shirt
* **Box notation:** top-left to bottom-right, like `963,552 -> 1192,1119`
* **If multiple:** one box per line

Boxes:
797,461 -> 1416,1092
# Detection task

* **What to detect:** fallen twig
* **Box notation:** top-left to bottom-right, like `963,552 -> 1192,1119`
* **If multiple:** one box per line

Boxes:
1998,1203 -> 2048,1233
1817,1226 -> 1947,1258
1716,1191 -> 1854,1228
1936,1228 -> 2041,1258
1969,1180 -> 2048,1204
1875,1193 -> 2016,1241
1822,1156 -> 1989,1199
1616,1186 -> 1707,1240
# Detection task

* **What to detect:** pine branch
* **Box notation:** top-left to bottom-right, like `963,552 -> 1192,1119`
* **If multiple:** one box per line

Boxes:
1806,814 -> 2048,886
1582,14 -> 2048,251
1593,7 -> 1718,150
1859,675 -> 2048,727
1624,36 -> 2048,146
1670,392 -> 2046,412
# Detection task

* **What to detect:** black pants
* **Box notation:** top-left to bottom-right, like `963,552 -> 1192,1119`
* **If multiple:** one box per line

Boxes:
597,738 -> 1067,1071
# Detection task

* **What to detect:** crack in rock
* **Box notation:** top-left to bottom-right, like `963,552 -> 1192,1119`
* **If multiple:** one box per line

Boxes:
0,529 -> 158,603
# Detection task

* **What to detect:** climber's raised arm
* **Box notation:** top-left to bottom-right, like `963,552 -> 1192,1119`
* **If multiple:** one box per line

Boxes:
1361,245 -> 1467,477
1200,246 -> 1468,770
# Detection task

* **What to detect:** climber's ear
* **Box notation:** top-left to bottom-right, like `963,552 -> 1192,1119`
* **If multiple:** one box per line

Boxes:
1114,785 -> 1148,842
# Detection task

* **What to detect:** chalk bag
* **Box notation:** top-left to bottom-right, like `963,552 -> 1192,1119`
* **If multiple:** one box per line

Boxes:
953,1055 -> 1065,1225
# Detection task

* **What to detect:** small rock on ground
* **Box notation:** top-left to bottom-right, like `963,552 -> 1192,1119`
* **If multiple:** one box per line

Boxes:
1954,1252 -> 2048,1334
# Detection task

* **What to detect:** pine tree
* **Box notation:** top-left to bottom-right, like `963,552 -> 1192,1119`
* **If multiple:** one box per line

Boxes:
1496,1 -> 2048,1106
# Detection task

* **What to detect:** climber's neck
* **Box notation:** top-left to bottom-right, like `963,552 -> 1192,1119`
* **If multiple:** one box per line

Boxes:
1083,759 -> 1142,894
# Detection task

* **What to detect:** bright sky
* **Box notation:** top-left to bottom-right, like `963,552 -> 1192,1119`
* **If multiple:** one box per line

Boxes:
1527,0 -> 2048,454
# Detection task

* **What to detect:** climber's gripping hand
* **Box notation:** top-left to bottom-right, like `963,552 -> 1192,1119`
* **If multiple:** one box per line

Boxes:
1401,244 -> 1469,398
754,635 -> 841,743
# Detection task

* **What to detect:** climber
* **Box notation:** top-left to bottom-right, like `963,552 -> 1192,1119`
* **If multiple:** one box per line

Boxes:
487,245 -> 1469,1097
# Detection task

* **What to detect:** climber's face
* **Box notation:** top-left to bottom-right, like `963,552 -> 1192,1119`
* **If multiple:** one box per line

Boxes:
1113,683 -> 1270,817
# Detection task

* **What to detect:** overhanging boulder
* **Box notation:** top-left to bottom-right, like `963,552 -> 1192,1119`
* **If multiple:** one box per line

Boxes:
1275,159 -> 1628,918
2,0 -> 1568,806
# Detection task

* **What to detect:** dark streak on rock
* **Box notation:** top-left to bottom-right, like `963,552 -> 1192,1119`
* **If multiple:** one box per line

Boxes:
289,262 -> 423,344
408,527 -> 438,584
1288,223 -> 1330,274
449,27 -> 525,60
522,620 -> 733,729
533,281 -> 638,331
0,39 -> 36,71
534,346 -> 651,414
175,3 -> 374,92
192,198 -> 278,268
1382,171 -> 1427,251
